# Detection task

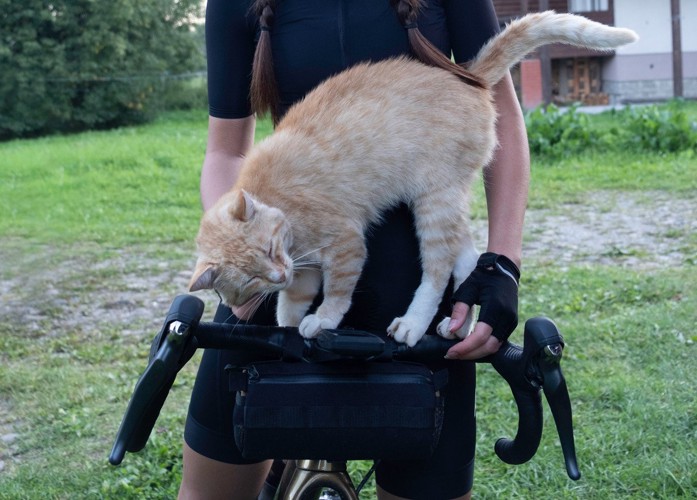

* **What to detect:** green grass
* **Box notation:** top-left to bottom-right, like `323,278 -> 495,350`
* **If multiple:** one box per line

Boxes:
525,149 -> 697,211
0,105 -> 696,498
1,112 -> 203,245
0,111 -> 275,246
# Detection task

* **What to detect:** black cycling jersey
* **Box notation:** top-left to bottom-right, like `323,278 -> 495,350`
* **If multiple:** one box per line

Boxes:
206,0 -> 499,119
189,1 -> 501,497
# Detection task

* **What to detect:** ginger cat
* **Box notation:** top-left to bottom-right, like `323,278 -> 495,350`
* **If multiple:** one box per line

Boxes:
189,12 -> 637,346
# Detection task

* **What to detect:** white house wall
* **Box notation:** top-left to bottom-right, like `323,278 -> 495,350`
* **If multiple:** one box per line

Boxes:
604,0 -> 697,101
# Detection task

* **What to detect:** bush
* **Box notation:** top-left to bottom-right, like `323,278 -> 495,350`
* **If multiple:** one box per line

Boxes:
615,100 -> 697,153
161,75 -> 208,112
0,0 -> 205,139
525,101 -> 697,159
525,103 -> 601,158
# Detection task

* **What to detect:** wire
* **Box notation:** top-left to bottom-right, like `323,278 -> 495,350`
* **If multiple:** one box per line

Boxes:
10,70 -> 206,84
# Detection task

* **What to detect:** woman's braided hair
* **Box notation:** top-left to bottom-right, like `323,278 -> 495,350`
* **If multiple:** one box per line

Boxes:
250,0 -> 483,124
250,0 -> 279,123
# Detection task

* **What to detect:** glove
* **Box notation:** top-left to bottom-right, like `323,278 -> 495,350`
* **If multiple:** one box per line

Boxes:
452,252 -> 520,342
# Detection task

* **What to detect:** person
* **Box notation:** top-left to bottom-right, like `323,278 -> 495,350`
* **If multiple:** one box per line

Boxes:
179,1 -> 529,499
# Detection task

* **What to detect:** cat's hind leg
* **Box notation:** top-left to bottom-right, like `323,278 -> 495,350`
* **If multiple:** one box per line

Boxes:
436,238 -> 478,340
388,193 -> 464,346
276,269 -> 322,327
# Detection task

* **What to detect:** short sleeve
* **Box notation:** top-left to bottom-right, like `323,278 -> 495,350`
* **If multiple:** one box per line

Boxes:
205,0 -> 256,119
444,0 -> 500,63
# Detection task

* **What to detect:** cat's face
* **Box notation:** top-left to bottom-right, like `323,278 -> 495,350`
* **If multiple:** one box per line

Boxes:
189,190 -> 293,308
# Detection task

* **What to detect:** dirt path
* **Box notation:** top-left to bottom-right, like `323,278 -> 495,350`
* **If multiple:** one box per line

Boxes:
1,191 -> 694,337
520,191 -> 695,269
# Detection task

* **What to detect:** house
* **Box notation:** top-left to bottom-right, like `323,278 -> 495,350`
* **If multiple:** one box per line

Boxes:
492,0 -> 697,107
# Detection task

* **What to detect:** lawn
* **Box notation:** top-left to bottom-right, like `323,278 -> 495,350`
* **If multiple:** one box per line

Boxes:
0,103 -> 695,499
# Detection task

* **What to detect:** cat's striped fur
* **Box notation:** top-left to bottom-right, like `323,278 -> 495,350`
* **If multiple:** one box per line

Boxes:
190,12 -> 637,345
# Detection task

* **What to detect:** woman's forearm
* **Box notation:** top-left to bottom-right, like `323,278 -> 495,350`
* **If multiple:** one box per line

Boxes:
200,115 -> 256,211
484,73 -> 530,267
200,151 -> 247,211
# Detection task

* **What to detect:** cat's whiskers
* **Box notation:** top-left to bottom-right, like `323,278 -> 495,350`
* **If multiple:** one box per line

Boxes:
291,245 -> 329,263
243,291 -> 272,321
291,261 -> 322,272
291,247 -> 326,275
230,313 -> 245,330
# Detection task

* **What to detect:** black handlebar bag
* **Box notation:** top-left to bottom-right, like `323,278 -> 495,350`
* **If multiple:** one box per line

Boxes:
229,360 -> 448,461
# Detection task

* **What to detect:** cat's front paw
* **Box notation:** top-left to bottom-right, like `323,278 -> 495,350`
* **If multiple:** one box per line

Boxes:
387,316 -> 428,347
436,318 -> 458,339
436,311 -> 475,340
298,314 -> 339,339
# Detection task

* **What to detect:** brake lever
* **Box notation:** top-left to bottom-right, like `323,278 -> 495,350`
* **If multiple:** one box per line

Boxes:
108,295 -> 205,465
539,339 -> 581,480
485,317 -> 580,480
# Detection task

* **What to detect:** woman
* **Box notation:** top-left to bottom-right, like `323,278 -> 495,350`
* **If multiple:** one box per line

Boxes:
179,1 -> 529,499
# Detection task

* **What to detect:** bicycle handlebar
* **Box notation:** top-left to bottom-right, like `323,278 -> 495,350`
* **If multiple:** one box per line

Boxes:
109,294 -> 580,480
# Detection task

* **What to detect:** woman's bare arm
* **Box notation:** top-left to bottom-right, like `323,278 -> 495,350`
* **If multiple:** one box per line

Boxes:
200,115 -> 256,211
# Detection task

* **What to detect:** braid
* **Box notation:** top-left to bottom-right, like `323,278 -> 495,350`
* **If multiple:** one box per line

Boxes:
250,0 -> 280,124
251,0 -> 483,124
390,0 -> 485,89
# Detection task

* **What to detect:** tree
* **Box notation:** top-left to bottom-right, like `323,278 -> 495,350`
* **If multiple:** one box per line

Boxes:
0,0 -> 205,139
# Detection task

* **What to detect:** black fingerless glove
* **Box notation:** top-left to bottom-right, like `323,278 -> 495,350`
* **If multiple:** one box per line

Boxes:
452,252 -> 520,342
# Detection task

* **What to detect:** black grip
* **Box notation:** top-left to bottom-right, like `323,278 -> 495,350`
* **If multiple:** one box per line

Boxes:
196,322 -> 295,353
488,317 -> 580,479
392,334 -> 458,362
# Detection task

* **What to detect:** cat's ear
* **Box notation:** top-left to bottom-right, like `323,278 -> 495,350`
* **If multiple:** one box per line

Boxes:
189,261 -> 217,292
229,190 -> 256,221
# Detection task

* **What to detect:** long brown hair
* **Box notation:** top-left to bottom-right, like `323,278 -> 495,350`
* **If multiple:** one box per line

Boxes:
250,0 -> 279,123
250,0 -> 484,124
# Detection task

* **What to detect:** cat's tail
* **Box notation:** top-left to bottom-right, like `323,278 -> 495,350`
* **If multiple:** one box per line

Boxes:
468,11 -> 639,88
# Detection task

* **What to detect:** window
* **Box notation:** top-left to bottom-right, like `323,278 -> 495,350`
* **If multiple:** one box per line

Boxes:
568,0 -> 608,12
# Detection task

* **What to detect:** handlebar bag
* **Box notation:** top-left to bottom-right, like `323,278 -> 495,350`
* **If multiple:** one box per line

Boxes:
230,360 -> 447,461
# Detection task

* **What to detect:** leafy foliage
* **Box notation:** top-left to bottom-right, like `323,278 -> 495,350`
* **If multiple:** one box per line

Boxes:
0,0 -> 204,139
525,103 -> 598,157
614,100 -> 697,153
525,101 -> 697,159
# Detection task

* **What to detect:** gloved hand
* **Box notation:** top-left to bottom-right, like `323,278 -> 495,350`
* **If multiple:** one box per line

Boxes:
451,252 -> 520,343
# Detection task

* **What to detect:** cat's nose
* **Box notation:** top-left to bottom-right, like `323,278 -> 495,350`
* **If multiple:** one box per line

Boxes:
269,269 -> 287,284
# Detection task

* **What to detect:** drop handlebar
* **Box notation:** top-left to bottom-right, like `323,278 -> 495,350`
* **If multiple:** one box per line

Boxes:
109,294 -> 580,480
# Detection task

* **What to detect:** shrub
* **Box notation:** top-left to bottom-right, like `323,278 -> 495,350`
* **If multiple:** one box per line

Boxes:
524,103 -> 601,158
0,0 -> 205,139
525,101 -> 697,159
616,101 -> 697,153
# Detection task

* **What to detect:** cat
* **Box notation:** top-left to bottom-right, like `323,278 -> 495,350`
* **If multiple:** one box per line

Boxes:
189,12 -> 638,346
